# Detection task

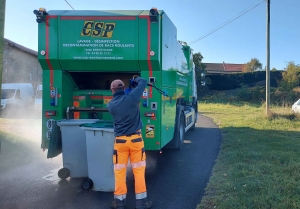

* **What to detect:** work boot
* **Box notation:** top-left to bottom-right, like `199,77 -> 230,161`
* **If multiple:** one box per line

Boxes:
111,198 -> 126,209
135,198 -> 153,209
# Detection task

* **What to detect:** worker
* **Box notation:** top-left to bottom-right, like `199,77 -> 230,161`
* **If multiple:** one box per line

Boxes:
107,76 -> 153,209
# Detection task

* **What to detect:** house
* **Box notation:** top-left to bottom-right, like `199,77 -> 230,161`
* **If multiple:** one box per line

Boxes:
204,62 -> 245,74
2,38 -> 42,89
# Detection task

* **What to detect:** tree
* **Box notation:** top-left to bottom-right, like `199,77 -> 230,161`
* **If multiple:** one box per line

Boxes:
192,52 -> 204,70
279,62 -> 300,91
243,58 -> 263,72
192,52 -> 210,93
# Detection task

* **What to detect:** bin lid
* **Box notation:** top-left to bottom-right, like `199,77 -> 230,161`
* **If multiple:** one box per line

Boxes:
57,119 -> 99,126
80,120 -> 114,129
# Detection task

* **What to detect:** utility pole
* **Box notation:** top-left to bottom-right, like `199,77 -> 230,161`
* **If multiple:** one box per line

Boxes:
0,0 -> 6,114
266,0 -> 270,114
0,0 -> 6,151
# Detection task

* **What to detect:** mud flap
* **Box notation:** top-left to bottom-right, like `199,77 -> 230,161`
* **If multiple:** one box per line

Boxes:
47,121 -> 62,158
164,104 -> 184,149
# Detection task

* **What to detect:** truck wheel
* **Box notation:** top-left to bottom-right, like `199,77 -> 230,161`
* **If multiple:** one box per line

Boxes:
58,168 -> 70,180
175,113 -> 185,150
81,178 -> 93,190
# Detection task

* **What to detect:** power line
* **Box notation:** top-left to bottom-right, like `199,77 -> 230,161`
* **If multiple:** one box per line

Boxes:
188,0 -> 265,45
65,0 -> 75,10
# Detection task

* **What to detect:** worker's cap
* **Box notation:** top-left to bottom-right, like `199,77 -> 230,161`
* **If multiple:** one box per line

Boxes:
110,79 -> 125,90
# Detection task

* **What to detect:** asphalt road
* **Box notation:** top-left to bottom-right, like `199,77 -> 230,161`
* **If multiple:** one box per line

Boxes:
0,114 -> 222,209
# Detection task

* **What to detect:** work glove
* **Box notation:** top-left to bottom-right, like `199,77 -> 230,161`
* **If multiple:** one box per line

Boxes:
130,78 -> 138,88
133,75 -> 139,82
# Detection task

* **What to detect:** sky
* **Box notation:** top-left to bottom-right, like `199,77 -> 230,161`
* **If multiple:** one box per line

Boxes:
3,0 -> 300,70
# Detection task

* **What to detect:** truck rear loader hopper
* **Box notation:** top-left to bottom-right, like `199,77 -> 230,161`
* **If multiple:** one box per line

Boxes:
35,8 -> 198,156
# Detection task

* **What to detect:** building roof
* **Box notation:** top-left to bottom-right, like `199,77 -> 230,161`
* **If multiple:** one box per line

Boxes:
204,62 -> 245,74
4,38 -> 38,56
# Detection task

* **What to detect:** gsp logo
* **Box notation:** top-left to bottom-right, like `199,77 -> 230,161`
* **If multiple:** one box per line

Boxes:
81,21 -> 116,38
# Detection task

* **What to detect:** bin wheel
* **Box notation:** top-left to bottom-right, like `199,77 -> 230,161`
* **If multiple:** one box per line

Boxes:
58,168 -> 70,180
81,178 -> 93,190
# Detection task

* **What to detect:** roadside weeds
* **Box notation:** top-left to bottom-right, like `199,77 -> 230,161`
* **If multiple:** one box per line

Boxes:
197,103 -> 300,209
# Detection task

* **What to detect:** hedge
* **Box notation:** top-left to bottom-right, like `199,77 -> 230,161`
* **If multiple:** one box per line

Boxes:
206,71 -> 282,90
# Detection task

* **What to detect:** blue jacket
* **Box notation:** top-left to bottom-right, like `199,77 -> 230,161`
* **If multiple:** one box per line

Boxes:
107,77 -> 147,136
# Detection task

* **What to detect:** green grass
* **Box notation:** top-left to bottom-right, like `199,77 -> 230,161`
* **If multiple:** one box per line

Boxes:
197,102 -> 300,209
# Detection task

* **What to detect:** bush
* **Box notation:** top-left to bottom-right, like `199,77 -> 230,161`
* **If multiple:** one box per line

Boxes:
202,86 -> 300,106
271,90 -> 300,107
236,84 -> 251,101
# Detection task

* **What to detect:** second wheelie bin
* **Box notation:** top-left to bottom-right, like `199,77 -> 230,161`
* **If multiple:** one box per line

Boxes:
80,121 -> 115,191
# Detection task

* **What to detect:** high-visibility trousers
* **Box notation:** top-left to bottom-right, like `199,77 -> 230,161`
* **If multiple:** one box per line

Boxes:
113,132 -> 147,201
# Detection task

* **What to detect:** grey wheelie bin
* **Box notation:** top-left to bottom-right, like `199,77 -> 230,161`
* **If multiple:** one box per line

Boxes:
80,121 -> 115,191
57,119 -> 99,179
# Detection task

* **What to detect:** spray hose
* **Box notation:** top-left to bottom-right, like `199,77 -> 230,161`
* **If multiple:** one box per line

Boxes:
147,83 -> 169,97
128,78 -> 169,97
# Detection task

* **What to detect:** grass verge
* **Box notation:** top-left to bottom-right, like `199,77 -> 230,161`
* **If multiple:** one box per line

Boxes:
197,102 -> 300,209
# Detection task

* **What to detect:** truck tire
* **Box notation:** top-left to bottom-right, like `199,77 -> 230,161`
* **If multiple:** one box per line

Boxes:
174,112 -> 185,150
190,101 -> 198,131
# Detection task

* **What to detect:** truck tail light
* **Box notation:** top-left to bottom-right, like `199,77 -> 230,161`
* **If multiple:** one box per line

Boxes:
45,110 -> 57,117
144,112 -> 155,117
149,8 -> 159,23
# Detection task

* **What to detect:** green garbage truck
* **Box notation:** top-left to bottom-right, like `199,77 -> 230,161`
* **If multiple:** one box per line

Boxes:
35,8 -> 198,155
